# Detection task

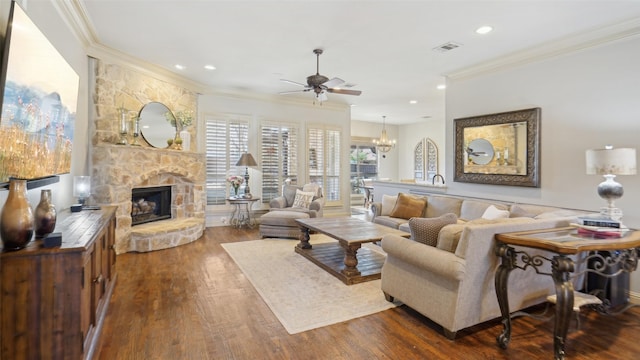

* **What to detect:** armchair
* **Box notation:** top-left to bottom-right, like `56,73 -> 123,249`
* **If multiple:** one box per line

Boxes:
269,183 -> 325,218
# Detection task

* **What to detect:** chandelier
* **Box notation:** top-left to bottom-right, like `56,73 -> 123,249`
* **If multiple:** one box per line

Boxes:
373,116 -> 396,153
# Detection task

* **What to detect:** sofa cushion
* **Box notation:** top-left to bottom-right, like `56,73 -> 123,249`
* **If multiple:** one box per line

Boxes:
460,200 -> 507,221
283,185 -> 300,207
390,193 -> 428,220
436,224 -> 465,252
409,213 -> 458,246
374,216 -> 407,230
482,205 -> 510,220
426,195 -> 462,218
381,194 -> 397,216
292,189 -> 315,209
509,204 -> 558,218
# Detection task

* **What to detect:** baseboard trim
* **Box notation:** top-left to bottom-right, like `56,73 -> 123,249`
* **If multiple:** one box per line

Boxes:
630,290 -> 640,304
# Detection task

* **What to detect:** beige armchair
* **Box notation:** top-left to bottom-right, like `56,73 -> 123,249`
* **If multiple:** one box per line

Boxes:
268,183 -> 325,218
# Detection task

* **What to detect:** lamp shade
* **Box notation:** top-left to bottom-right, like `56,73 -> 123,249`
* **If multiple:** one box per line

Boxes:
586,147 -> 637,175
73,176 -> 91,198
236,153 -> 258,167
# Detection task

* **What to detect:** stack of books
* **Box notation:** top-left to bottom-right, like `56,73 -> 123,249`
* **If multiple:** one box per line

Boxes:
571,216 -> 629,238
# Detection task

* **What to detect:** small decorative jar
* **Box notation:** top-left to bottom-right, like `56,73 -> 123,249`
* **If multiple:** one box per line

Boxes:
0,179 -> 35,251
35,189 -> 57,238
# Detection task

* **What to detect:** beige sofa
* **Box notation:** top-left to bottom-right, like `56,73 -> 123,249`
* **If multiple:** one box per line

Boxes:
372,193 -> 588,339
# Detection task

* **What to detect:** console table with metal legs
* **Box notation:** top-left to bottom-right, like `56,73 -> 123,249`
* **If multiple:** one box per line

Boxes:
494,227 -> 640,360
227,197 -> 260,228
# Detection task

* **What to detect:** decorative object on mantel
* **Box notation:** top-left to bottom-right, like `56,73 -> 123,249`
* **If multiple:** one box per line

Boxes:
72,176 -> 91,212
227,175 -> 244,197
0,179 -> 35,251
130,115 -> 141,146
116,106 -> 129,145
586,146 -> 637,221
236,152 -> 258,197
373,116 -> 396,153
35,189 -> 57,238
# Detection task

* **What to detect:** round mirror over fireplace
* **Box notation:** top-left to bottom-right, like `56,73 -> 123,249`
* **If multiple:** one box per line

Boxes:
138,102 -> 177,148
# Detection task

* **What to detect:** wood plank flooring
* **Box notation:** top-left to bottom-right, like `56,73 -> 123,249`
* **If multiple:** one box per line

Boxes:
95,220 -> 640,360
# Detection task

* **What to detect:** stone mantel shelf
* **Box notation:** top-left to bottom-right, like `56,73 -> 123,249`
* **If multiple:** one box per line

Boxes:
94,143 -> 205,159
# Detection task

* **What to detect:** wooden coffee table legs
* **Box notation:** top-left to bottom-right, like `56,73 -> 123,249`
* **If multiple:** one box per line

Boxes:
341,243 -> 362,277
297,225 -> 312,249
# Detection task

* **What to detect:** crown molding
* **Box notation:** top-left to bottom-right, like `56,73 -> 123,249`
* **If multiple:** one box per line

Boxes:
447,17 -> 640,80
52,0 -> 97,48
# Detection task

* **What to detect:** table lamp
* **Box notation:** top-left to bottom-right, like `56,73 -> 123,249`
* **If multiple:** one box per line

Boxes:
585,146 -> 636,221
72,176 -> 91,212
236,152 -> 258,196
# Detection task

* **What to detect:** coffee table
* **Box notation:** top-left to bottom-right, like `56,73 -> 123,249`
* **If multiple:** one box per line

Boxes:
295,217 -> 410,285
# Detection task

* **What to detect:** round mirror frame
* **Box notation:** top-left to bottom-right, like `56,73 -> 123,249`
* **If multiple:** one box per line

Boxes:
138,102 -> 177,148
467,138 -> 494,165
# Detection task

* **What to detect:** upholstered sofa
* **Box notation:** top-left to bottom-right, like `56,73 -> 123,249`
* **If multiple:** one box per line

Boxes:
373,193 -> 589,339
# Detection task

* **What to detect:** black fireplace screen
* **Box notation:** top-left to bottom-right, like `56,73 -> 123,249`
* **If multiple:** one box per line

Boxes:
131,186 -> 172,225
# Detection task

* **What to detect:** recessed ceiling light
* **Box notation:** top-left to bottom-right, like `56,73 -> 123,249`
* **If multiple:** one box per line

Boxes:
409,100 -> 418,104
437,84 -> 446,90
204,65 -> 216,70
476,26 -> 493,35
175,64 -> 186,70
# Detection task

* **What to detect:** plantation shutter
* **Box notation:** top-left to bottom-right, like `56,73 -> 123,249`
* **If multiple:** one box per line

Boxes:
260,123 -> 298,204
205,115 -> 249,205
308,127 -> 341,202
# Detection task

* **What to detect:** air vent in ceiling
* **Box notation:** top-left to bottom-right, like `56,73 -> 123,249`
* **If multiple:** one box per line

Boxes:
433,42 -> 462,53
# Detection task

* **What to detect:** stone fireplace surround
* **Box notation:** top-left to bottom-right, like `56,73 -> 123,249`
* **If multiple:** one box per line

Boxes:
92,144 -> 206,254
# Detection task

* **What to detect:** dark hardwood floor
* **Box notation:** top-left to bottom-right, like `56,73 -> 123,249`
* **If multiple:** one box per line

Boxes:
95,213 -> 640,359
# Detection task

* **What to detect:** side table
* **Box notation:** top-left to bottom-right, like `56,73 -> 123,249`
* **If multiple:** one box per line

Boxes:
227,197 -> 260,228
494,226 -> 640,360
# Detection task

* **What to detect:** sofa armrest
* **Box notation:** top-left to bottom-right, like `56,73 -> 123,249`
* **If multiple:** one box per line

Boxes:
309,198 -> 324,217
381,234 -> 465,281
269,196 -> 287,209
370,202 -> 382,221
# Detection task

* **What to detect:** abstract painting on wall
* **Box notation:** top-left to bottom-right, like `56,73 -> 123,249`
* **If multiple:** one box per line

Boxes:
0,1 -> 80,183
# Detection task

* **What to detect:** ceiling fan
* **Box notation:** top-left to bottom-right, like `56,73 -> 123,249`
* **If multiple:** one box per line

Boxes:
279,49 -> 362,102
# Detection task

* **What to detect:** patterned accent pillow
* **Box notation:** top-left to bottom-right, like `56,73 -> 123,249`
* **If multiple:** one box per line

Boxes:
292,189 -> 315,209
389,193 -> 427,220
409,213 -> 458,246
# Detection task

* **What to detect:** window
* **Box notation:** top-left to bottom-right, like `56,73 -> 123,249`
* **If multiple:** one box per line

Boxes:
308,127 -> 341,202
205,115 -> 249,205
261,123 -> 298,204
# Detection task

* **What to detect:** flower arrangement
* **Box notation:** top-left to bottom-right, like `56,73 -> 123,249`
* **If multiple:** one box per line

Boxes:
164,110 -> 194,129
226,175 -> 244,196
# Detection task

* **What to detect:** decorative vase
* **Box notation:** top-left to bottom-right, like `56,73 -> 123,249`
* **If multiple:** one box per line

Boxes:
180,128 -> 191,151
35,189 -> 57,238
233,185 -> 239,196
0,179 -> 35,251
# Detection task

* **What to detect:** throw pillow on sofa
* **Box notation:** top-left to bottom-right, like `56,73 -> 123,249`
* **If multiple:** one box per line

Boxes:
292,189 -> 315,209
390,193 -> 427,220
481,205 -> 510,220
408,213 -> 458,246
381,194 -> 397,216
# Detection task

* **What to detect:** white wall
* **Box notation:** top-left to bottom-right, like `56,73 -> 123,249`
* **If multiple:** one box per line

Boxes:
0,1 -> 89,214
445,35 -> 640,293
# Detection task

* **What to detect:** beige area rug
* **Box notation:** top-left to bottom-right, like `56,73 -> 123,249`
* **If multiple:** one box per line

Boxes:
221,235 -> 399,334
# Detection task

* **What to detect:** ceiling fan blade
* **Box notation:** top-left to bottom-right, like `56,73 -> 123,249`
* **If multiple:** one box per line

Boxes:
322,77 -> 345,89
279,89 -> 310,95
327,88 -> 362,96
280,79 -> 307,87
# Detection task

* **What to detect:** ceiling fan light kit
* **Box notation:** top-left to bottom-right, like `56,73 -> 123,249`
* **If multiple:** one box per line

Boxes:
279,48 -> 362,103
374,116 -> 396,153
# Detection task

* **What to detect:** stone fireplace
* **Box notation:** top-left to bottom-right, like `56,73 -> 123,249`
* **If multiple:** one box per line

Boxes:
90,59 -> 205,254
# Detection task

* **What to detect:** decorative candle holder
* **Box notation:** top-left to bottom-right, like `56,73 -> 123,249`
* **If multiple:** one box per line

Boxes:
130,115 -> 141,146
116,106 -> 129,145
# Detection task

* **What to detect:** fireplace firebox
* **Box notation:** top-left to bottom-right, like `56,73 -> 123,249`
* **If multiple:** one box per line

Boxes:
131,186 -> 172,225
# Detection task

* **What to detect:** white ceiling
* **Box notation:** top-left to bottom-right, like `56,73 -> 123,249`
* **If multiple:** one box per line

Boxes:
78,1 -> 640,124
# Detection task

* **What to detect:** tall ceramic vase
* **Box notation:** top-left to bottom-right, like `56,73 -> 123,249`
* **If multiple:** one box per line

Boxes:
0,179 -> 35,251
35,189 -> 57,238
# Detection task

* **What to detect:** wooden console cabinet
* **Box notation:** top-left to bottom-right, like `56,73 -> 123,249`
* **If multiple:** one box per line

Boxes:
1,206 -> 117,360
